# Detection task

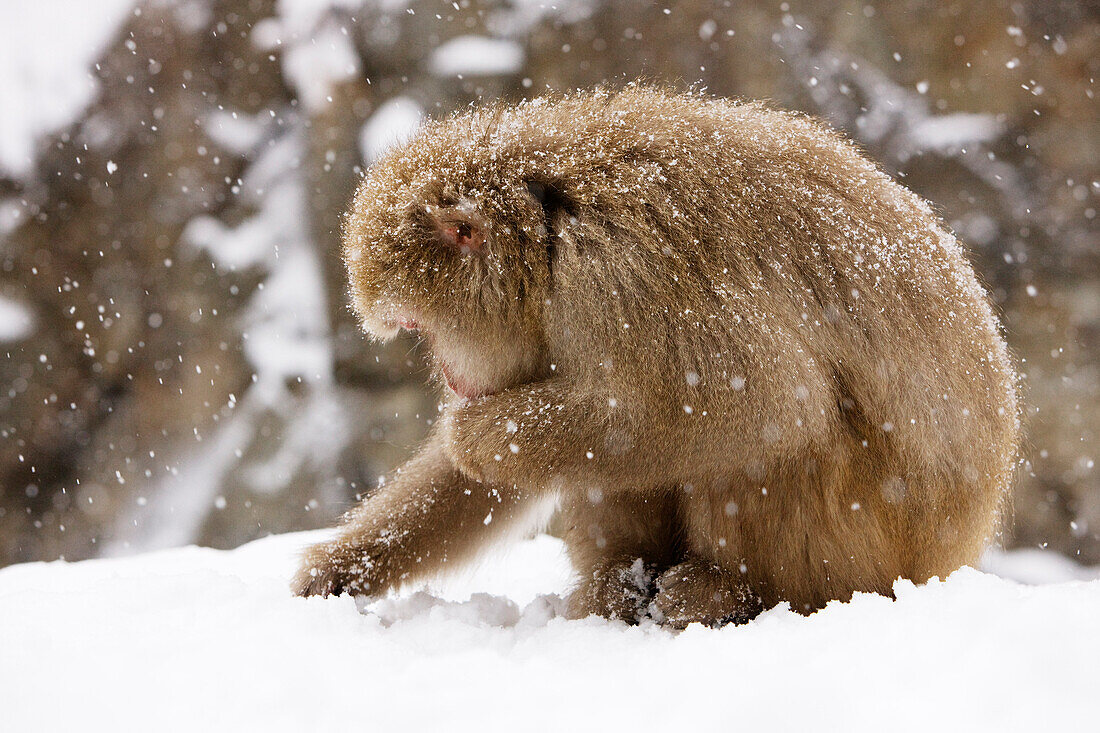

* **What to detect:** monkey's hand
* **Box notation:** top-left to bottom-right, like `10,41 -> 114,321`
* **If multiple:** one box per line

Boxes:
292,536 -> 386,598
442,380 -> 638,490
443,381 -> 561,486
292,439 -> 534,599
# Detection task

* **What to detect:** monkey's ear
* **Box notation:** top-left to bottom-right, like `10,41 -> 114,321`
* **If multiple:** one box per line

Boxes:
526,181 -> 570,222
425,205 -> 486,256
526,180 -> 572,273
526,181 -> 551,207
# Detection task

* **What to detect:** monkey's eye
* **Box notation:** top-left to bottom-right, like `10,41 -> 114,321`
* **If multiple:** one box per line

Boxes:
440,221 -> 484,255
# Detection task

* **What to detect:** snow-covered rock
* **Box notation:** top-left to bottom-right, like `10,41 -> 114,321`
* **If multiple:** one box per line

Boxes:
428,35 -> 525,77
2,532 -> 1098,731
0,0 -> 136,177
359,97 -> 424,162
0,295 -> 36,342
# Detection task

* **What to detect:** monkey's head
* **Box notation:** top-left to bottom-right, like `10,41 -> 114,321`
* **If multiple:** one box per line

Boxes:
343,104 -> 573,400
344,88 -> 720,403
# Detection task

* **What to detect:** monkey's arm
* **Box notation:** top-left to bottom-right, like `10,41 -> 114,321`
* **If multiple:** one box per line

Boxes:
293,436 -> 533,597
443,379 -> 722,492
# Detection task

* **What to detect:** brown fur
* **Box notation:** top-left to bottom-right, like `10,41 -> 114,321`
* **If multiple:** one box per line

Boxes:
293,85 -> 1020,626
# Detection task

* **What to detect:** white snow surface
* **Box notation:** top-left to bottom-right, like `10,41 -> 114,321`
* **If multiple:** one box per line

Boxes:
2,532 -> 1099,732
0,0 -> 136,177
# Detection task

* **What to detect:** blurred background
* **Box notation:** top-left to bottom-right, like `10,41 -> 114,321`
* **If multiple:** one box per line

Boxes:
0,0 -> 1096,567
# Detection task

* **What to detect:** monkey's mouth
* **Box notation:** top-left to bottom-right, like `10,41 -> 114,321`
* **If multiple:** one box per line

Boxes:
439,362 -> 488,401
388,316 -> 495,401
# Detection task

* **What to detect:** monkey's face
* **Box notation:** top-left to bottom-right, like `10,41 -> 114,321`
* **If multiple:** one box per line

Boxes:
343,137 -> 557,400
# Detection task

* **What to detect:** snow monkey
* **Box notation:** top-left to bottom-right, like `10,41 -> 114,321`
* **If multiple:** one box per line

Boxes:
293,85 -> 1019,627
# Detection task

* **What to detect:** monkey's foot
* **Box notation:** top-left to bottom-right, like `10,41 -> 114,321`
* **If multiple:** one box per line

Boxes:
566,558 -> 658,623
291,540 -> 379,598
651,559 -> 763,629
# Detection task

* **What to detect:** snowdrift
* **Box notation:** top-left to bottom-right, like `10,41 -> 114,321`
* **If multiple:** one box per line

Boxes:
2,532 -> 1098,731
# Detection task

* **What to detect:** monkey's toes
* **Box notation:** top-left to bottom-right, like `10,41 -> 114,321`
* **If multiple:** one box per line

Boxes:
291,542 -> 374,598
652,560 -> 763,629
567,558 -> 658,623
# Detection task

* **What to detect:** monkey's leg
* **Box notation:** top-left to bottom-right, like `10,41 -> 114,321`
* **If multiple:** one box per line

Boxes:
293,437 -> 533,598
562,489 -> 682,622
652,558 -> 763,629
648,485 -> 766,628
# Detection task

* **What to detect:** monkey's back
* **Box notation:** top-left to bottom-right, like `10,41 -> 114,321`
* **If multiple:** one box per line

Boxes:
490,88 -> 1017,598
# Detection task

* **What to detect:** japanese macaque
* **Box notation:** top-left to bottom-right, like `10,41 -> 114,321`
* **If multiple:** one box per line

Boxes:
293,85 -> 1019,627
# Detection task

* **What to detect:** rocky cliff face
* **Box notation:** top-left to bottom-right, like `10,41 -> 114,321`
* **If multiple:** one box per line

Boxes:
1,0 -> 1096,564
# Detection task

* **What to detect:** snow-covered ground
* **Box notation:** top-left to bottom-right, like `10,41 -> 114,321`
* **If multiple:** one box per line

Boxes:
2,532 -> 1099,732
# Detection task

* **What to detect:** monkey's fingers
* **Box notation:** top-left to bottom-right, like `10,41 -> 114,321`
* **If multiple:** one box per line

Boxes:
438,405 -> 490,483
291,565 -> 341,598
291,541 -> 376,598
440,380 -> 604,489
